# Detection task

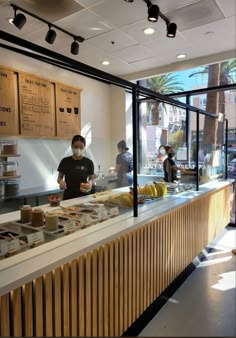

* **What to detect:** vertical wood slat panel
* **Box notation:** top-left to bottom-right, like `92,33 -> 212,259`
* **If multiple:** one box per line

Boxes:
119,237 -> 124,336
44,272 -> 53,337
147,225 -> 151,307
24,282 -> 33,337
109,242 -> 114,336
98,247 -> 104,337
34,277 -> 43,337
92,249 -> 98,337
104,244 -> 109,337
0,294 -> 10,336
54,268 -> 62,337
136,228 -> 141,318
150,224 -> 154,304
114,239 -> 119,336
140,227 -> 144,317
128,233 -> 132,328
11,287 -> 22,337
71,260 -> 78,337
132,231 -> 136,322
143,225 -> 147,309
85,253 -> 92,337
62,263 -> 70,337
78,255 -> 85,337
123,235 -> 128,332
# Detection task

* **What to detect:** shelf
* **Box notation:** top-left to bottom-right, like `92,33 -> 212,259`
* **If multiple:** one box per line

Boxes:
0,176 -> 21,180
0,154 -> 20,158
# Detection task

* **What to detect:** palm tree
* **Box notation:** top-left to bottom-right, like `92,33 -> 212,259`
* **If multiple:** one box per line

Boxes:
189,59 -> 236,145
145,74 -> 184,125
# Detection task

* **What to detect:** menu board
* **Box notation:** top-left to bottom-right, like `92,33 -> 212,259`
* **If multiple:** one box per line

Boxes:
56,83 -> 81,137
0,67 -> 18,134
19,74 -> 55,136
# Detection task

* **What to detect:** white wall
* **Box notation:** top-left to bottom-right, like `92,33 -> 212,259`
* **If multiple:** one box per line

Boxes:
0,49 -> 116,189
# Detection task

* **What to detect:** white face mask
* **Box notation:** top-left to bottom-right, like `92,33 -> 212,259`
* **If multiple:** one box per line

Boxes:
160,149 -> 166,155
72,148 -> 84,157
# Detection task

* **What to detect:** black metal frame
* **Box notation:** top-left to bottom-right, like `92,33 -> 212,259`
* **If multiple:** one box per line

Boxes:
0,30 -> 224,216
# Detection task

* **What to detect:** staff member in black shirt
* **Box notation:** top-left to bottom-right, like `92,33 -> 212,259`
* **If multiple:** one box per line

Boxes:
57,135 -> 94,200
116,140 -> 133,187
163,146 -> 179,182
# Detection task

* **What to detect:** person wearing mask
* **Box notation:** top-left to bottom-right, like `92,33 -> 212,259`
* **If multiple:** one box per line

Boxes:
153,144 -> 167,165
163,146 -> 179,182
116,140 -> 133,187
57,135 -> 94,200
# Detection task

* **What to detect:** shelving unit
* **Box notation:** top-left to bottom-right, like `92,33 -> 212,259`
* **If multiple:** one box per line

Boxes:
0,142 -> 21,199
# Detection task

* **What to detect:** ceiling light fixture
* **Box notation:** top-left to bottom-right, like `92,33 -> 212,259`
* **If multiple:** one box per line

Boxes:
102,60 -> 110,65
71,39 -> 79,55
8,17 -> 14,24
177,54 -> 186,59
11,4 -> 85,55
167,22 -> 177,38
45,25 -> 57,44
124,0 -> 177,39
12,7 -> 26,30
148,4 -> 160,22
143,27 -> 155,35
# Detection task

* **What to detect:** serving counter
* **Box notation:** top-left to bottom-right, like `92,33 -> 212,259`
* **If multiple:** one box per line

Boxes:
0,181 -> 230,337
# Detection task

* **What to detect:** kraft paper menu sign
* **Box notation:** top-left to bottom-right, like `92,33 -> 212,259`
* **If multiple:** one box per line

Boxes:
19,74 -> 55,136
0,67 -> 19,134
56,83 -> 81,137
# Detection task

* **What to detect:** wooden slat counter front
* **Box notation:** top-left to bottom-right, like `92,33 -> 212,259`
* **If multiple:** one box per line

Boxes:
0,181 -> 230,337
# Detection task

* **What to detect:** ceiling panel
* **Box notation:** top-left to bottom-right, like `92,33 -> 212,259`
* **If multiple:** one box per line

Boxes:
91,0 -> 147,28
155,0 -> 201,14
144,33 -> 192,56
166,0 -> 225,32
75,0 -> 104,7
87,29 -> 138,52
113,44 -> 157,63
217,0 -> 236,17
121,19 -> 167,44
55,9 -> 114,39
12,0 -> 84,22
228,16 -> 236,31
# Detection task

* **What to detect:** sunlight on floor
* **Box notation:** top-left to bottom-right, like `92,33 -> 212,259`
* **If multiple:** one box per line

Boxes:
211,271 -> 236,291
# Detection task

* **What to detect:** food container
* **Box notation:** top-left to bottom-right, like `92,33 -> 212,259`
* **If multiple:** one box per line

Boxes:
32,208 -> 44,227
48,194 -> 60,207
20,205 -> 32,223
4,179 -> 19,197
1,141 -> 17,155
45,213 -> 58,231
0,180 -> 4,197
2,161 -> 18,177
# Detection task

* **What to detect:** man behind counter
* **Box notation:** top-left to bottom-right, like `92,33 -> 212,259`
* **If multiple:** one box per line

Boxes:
57,135 -> 95,200
163,146 -> 180,182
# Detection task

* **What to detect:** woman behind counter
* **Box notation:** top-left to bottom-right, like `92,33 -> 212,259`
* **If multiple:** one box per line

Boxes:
57,135 -> 95,200
116,140 -> 133,187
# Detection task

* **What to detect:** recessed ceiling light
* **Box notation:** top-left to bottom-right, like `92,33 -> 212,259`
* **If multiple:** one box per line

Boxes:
90,27 -> 102,31
8,17 -> 14,24
102,60 -> 110,65
177,54 -> 187,59
143,27 -> 155,35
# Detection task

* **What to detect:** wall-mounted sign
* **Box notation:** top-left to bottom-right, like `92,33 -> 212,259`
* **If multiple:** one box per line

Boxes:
56,84 -> 81,137
19,74 -> 55,136
0,67 -> 18,134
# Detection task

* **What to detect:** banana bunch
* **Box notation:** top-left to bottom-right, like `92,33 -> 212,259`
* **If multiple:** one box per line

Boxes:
107,192 -> 133,208
137,182 -> 167,197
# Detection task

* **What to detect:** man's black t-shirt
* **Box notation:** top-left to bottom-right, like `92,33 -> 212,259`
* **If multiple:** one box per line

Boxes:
58,156 -> 94,199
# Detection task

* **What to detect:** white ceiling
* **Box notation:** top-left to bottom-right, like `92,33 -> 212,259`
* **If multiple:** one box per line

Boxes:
0,0 -> 235,78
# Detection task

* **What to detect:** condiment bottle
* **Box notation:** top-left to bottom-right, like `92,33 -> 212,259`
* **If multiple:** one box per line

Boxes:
45,213 -> 58,231
32,208 -> 44,227
20,205 -> 32,223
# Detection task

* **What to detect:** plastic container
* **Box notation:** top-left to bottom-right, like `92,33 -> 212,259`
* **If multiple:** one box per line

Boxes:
4,179 -> 19,198
0,181 -> 4,197
0,141 -> 17,155
20,205 -> 32,223
45,213 -> 58,231
0,163 -> 3,177
32,208 -> 44,227
2,161 -> 18,177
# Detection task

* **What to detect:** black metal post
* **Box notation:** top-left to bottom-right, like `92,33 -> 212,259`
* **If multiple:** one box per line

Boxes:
186,95 -> 190,162
196,111 -> 200,191
132,87 -> 138,217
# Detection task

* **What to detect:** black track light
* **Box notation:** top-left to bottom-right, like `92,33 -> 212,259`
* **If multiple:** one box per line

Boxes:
45,26 -> 57,44
148,4 -> 159,22
124,0 -> 134,2
71,40 -> 79,55
12,12 -> 26,30
167,22 -> 177,37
